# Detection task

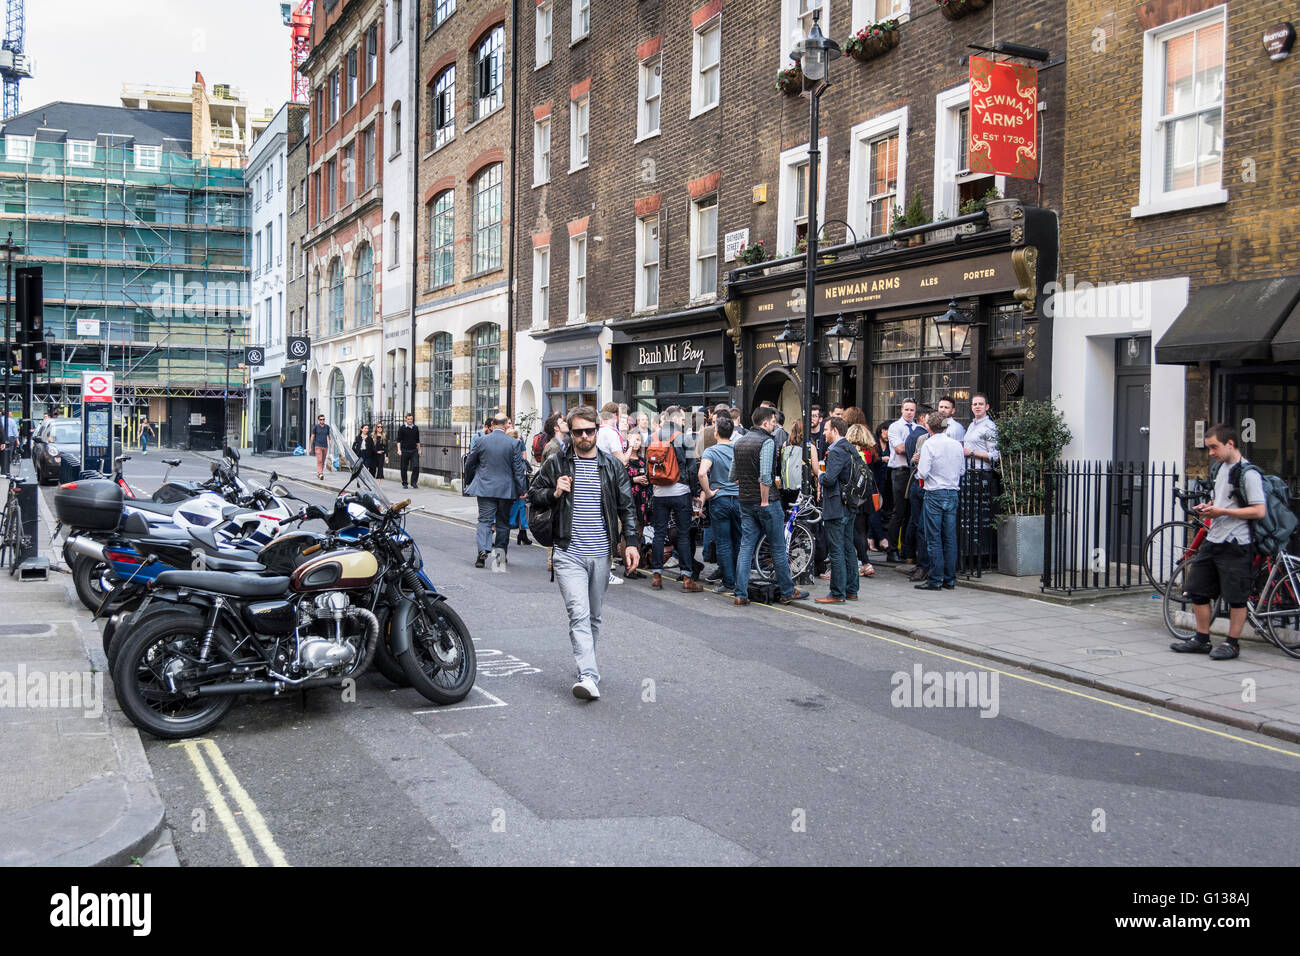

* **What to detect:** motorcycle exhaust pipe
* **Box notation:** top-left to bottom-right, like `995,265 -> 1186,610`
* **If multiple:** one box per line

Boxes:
67,536 -> 107,563
192,674 -> 354,697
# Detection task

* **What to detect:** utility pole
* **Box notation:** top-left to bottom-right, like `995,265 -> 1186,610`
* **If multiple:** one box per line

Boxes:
0,232 -> 19,470
224,324 -> 235,448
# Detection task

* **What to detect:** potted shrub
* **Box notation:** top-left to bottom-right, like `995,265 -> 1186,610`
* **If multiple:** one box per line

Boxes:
844,19 -> 900,62
775,65 -> 803,96
900,186 -> 929,246
984,188 -> 1024,229
935,0 -> 990,21
993,398 -> 1073,576
737,240 -> 768,265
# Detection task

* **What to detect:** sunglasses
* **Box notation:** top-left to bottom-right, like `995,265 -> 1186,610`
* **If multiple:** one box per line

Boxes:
571,427 -> 597,437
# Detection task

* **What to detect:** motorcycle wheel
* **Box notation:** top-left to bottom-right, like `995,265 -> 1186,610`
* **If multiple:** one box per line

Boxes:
73,554 -> 113,613
372,608 -> 411,687
397,597 -> 477,705
110,612 -> 235,739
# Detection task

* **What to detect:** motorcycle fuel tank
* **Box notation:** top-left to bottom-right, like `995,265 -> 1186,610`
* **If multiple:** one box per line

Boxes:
289,549 -> 379,593
257,531 -> 325,575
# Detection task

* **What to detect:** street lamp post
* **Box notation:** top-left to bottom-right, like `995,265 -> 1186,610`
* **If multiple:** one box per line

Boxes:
791,11 -> 840,488
0,233 -> 21,469
43,330 -> 54,411
224,325 -> 236,449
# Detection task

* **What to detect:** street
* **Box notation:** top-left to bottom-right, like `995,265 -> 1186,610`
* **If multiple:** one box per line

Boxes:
42,454 -> 1300,866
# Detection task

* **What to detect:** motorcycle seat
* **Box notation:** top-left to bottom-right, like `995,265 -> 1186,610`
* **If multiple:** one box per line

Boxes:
162,458 -> 183,467
153,570 -> 289,598
127,499 -> 182,516
203,554 -> 266,573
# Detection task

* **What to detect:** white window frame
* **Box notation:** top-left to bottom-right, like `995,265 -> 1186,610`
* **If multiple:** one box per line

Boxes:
635,214 -> 660,313
6,135 -> 33,163
851,0 -> 908,32
1132,5 -> 1229,219
533,245 -> 550,327
388,213 -> 400,269
933,83 -> 1005,220
692,17 -> 722,118
776,138 -> 827,254
571,0 -> 590,44
689,195 -> 719,302
846,107 -> 907,239
570,95 -> 589,172
67,140 -> 96,167
781,0 -> 829,69
536,0 -> 553,67
134,145 -> 161,170
637,55 -> 662,142
534,116 -> 551,186
568,234 -> 587,323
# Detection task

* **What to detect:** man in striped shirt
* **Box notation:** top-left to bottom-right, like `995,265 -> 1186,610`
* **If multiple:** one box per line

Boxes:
528,406 -> 641,701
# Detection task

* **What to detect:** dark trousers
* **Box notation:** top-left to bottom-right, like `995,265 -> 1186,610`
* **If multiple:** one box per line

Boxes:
825,515 -> 860,599
476,496 -> 513,553
400,449 -> 419,486
652,492 -> 696,578
708,495 -> 742,591
908,485 -> 927,571
886,468 -> 911,556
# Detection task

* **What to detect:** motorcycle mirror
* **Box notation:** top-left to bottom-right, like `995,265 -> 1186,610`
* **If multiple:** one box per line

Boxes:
269,470 -> 278,481
270,483 -> 292,499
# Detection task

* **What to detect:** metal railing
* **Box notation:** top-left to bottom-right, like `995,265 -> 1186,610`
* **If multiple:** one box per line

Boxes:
957,461 -> 997,579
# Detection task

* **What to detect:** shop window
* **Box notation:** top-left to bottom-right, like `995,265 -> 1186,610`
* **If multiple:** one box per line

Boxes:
546,363 -> 597,413
871,315 -> 971,427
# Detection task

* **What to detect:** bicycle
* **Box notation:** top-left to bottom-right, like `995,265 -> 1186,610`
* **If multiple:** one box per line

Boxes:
1163,548 -> 1300,659
1142,481 -> 1211,591
0,473 -> 28,574
752,490 -> 820,586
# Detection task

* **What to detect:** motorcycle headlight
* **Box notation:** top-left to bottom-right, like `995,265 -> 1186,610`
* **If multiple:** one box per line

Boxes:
347,502 -> 369,522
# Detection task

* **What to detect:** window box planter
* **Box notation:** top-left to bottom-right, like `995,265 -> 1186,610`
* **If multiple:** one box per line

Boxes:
936,0 -> 990,22
925,221 -> 981,244
985,197 -> 1023,229
775,65 -> 804,97
844,20 -> 900,62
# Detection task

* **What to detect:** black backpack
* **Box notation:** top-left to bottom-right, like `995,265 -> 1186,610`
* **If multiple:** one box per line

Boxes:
526,462 -> 559,547
842,449 -> 874,510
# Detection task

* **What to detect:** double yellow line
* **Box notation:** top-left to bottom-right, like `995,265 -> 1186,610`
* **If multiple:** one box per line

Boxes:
172,738 -> 290,867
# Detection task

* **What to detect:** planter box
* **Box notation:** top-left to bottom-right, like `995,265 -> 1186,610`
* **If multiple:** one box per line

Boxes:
985,198 -> 1023,229
846,27 -> 900,63
924,222 -> 980,244
939,0 -> 990,21
997,514 -> 1044,577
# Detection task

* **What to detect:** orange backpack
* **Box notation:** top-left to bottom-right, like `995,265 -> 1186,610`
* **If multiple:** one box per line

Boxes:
646,437 -> 681,486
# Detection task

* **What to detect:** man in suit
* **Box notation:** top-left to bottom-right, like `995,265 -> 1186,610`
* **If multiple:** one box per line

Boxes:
465,413 -> 527,568
815,416 -> 859,604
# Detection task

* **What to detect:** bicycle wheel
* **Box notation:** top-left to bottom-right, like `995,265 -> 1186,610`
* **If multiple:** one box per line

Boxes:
1162,563 -> 1201,640
4,500 -> 21,576
787,523 -> 814,581
1143,520 -> 1200,592
1257,564 -> 1300,659
752,534 -> 775,584
0,504 -> 11,569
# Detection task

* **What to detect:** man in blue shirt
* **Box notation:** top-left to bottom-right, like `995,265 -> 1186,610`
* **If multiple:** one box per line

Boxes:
730,405 -> 808,605
815,416 -> 859,604
699,415 -> 741,593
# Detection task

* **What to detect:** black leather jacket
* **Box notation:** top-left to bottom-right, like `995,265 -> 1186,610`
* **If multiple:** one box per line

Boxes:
527,445 -> 639,556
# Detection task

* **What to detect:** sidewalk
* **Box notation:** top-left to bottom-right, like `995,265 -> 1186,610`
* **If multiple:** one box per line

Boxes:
0,477 -> 176,866
226,447 -> 1300,745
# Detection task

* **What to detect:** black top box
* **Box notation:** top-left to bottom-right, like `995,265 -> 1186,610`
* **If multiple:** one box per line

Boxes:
54,479 -> 124,532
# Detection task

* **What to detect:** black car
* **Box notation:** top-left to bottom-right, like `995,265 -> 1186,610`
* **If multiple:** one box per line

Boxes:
32,419 -> 122,484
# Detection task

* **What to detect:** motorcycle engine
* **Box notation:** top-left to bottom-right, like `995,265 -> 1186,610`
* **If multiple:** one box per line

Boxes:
293,592 -> 359,672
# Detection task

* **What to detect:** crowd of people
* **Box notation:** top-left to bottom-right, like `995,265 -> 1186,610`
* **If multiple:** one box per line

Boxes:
451,398 -> 1002,700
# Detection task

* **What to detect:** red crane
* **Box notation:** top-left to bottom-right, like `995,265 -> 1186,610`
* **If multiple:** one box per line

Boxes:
283,0 -> 314,104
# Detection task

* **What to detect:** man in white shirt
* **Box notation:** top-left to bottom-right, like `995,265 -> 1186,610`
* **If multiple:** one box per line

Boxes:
885,399 -> 920,563
963,393 -> 998,469
937,395 -> 966,442
596,404 -> 628,465
916,411 -> 966,591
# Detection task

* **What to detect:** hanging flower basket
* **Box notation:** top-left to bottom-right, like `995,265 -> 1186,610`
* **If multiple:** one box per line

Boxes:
844,19 -> 900,62
936,0 -> 990,21
774,64 -> 804,96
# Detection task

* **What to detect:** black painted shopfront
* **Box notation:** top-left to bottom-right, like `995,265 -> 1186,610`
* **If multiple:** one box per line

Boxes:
727,207 -> 1058,430
610,307 -> 733,416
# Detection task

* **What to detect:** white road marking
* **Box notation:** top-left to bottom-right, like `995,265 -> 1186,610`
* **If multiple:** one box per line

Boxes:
412,684 -> 507,715
174,739 -> 258,867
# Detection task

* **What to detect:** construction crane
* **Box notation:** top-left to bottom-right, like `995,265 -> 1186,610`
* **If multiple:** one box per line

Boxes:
281,1 -> 314,104
0,0 -> 32,120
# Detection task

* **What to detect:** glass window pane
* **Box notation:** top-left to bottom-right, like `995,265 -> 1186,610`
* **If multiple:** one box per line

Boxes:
656,374 -> 678,393
566,367 -> 580,389
682,373 -> 704,395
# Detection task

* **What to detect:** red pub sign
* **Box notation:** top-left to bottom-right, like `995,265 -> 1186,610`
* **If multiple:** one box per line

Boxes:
968,56 -> 1038,180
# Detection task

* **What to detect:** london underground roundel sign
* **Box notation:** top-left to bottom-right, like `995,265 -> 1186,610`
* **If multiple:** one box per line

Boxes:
83,372 -> 114,403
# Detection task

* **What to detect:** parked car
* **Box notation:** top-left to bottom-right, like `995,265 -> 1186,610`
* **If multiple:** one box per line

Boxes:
32,419 -> 122,485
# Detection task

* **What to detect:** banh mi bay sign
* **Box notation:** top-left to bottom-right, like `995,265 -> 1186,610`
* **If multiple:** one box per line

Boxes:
744,253 -> 1018,322
635,337 -> 712,371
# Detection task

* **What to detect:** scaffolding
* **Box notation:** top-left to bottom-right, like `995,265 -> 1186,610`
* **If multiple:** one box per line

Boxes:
0,136 -> 249,417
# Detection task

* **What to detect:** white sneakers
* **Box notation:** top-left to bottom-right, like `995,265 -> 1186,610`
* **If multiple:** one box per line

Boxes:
572,677 -> 600,700
608,571 -> 623,585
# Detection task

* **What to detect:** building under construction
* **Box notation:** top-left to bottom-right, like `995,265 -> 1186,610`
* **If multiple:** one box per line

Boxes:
0,84 -> 252,449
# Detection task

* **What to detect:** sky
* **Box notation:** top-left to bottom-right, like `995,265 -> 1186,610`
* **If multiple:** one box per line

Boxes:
21,0 -> 289,119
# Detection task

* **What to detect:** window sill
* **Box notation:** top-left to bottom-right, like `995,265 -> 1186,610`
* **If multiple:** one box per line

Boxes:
689,294 -> 718,306
464,104 -> 505,133
466,266 -> 504,281
425,282 -> 454,295
689,102 -> 719,121
1130,187 -> 1228,219
569,162 -> 589,175
634,129 -> 661,145
533,177 -> 550,189
570,33 -> 589,49
429,135 -> 455,156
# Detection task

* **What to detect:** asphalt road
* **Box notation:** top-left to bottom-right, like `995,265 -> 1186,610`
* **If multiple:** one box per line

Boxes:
45,453 -> 1300,866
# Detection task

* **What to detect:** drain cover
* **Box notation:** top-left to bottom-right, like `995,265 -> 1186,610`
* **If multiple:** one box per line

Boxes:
1085,647 -> 1123,656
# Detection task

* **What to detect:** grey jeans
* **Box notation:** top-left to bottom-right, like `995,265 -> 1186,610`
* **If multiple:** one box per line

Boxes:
552,546 -> 611,683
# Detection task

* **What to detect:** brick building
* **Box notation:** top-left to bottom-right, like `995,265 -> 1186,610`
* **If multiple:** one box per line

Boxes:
411,0 -> 514,476
1058,0 -> 1300,494
302,0 -> 387,439
285,108 -> 311,450
514,0 -> 1066,433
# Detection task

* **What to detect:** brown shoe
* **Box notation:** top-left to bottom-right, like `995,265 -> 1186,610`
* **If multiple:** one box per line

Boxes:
651,572 -> 663,590
734,596 -> 750,606
778,589 -> 809,604
845,594 -> 859,600
682,578 -> 704,592
815,596 -> 845,604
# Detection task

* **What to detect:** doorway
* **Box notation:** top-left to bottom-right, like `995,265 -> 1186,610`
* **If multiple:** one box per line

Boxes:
1113,336 -> 1152,569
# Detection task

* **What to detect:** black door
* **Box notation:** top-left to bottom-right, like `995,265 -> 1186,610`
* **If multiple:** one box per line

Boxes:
1114,337 -> 1151,568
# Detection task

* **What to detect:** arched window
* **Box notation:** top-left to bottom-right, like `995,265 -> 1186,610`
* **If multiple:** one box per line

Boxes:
472,24 -> 505,121
471,163 -> 502,274
356,364 -> 374,428
470,323 -> 500,426
429,332 -> 453,429
328,258 -> 344,334
428,190 -> 454,288
329,368 -> 346,431
431,66 -> 455,150
354,244 -> 373,326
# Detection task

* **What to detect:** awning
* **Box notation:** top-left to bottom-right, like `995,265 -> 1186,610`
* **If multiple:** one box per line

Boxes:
1271,299 -> 1300,363
1155,276 -> 1300,364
